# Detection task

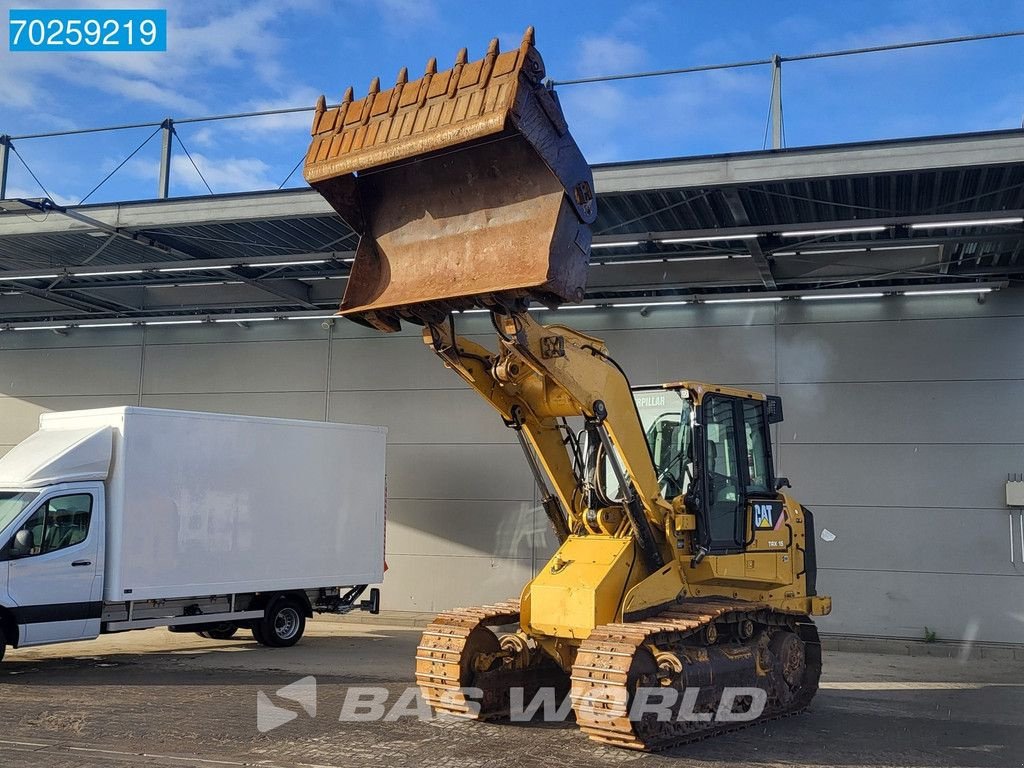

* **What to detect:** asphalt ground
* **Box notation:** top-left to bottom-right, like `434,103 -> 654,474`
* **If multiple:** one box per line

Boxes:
1,618 -> 1021,768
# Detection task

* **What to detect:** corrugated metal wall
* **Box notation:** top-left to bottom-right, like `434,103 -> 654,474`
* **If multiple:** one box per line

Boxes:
1,290 -> 1022,642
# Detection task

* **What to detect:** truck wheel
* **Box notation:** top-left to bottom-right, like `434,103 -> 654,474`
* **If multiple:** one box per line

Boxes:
0,626 -> 6,663
204,623 -> 238,640
259,598 -> 306,648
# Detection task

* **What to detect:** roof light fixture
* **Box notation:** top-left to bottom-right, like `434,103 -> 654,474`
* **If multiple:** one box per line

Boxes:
901,287 -> 994,296
252,259 -> 329,267
799,292 -> 885,301
590,241 -> 641,249
703,296 -> 784,304
74,269 -> 146,277
659,234 -> 759,244
156,264 -> 237,273
781,225 -> 887,238
612,299 -> 692,308
909,217 -> 1022,230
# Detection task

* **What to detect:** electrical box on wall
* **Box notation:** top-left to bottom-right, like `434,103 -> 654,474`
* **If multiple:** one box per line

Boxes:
1007,478 -> 1024,507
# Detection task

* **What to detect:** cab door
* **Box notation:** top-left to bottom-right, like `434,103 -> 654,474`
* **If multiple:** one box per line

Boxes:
698,394 -> 778,554
2,484 -> 104,645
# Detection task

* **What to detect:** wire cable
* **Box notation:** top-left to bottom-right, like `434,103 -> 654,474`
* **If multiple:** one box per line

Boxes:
77,125 -> 162,205
172,130 -> 214,195
8,141 -> 54,201
549,29 -> 1024,87
278,154 -> 305,189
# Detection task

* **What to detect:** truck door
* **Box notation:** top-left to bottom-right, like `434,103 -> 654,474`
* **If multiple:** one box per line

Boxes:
2,484 -> 103,645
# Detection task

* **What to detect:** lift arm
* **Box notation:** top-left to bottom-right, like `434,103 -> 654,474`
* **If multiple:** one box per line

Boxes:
425,310 -> 670,572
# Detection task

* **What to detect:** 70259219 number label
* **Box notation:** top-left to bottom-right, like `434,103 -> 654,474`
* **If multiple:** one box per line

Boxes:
9,9 -> 166,52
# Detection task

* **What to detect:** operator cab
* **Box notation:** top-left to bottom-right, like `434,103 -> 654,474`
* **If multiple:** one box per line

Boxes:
633,383 -> 785,556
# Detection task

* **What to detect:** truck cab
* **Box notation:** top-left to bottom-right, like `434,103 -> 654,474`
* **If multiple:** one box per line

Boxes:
0,482 -> 106,651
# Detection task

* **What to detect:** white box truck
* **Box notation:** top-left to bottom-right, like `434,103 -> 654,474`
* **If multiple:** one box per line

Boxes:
0,407 -> 385,661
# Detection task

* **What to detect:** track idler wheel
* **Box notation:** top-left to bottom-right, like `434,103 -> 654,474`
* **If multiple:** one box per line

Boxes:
768,630 -> 808,705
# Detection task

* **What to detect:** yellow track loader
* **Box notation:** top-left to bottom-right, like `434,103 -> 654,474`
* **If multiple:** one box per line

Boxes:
304,29 -> 831,751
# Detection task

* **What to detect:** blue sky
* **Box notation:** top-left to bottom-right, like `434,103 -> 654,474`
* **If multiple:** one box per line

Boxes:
2,0 -> 1023,205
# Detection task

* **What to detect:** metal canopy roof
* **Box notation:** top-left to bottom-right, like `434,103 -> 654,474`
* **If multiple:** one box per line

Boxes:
0,128 -> 1021,323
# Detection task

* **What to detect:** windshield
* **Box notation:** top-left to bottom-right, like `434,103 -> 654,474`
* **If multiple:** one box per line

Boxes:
634,388 -> 694,499
0,491 -> 39,533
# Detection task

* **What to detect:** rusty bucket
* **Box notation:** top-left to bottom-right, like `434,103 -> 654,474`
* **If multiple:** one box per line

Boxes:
303,28 -> 595,332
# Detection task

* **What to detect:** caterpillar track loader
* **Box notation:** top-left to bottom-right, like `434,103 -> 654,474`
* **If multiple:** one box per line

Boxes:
304,28 -> 832,751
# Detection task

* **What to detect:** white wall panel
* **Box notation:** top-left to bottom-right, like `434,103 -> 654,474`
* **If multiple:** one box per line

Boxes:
380,553 -> 533,613
783,443 -> 1024,509
0,346 -> 141,395
328,389 -> 512,445
778,316 -> 1024,383
386,444 -> 533,502
142,340 -> 326,394
385,499 -> 540,560
781,381 -> 1024,445
816,570 -> 1022,643
809,505 -> 1019,576
330,335 -> 466,391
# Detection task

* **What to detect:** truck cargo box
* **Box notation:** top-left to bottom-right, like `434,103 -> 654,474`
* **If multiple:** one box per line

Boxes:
8,407 -> 386,602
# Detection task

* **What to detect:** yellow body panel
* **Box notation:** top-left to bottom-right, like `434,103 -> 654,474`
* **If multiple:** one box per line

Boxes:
524,536 -> 636,639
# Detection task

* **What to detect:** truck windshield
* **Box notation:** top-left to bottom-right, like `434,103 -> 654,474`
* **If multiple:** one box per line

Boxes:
633,389 -> 694,499
0,491 -> 39,533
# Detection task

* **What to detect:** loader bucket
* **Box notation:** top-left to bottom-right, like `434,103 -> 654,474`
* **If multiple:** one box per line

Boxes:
303,28 -> 596,332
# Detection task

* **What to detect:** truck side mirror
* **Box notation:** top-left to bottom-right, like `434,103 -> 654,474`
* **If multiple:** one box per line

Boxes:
10,529 -> 33,557
775,477 -> 792,491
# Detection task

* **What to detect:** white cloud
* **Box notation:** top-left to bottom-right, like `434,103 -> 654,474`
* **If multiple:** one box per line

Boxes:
222,88 -> 324,136
560,64 -> 765,163
0,0 -> 312,117
172,153 -> 276,193
371,0 -> 438,29
122,152 -> 277,194
189,126 -> 217,148
576,35 -> 647,79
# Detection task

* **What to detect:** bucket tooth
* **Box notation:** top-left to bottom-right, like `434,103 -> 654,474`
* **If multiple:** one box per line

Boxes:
304,29 -> 596,331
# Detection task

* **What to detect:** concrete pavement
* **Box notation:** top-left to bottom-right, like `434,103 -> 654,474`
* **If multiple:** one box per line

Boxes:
0,618 -> 1021,767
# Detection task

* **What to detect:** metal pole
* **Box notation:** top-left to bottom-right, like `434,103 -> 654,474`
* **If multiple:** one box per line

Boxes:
0,136 -> 10,199
157,118 -> 173,199
770,55 -> 783,149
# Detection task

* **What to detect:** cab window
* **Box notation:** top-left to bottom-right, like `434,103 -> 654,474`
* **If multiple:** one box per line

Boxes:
634,388 -> 694,499
2,493 -> 93,558
742,401 -> 772,495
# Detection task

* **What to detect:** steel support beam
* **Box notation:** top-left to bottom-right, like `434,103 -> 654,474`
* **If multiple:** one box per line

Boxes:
770,55 -> 783,149
158,119 -> 173,199
0,136 -> 10,200
10,283 -> 132,314
593,130 -> 1024,193
225,269 -> 317,308
721,188 -> 777,288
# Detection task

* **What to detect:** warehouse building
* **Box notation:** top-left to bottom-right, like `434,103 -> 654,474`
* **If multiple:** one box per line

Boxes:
1,128 -> 1022,644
